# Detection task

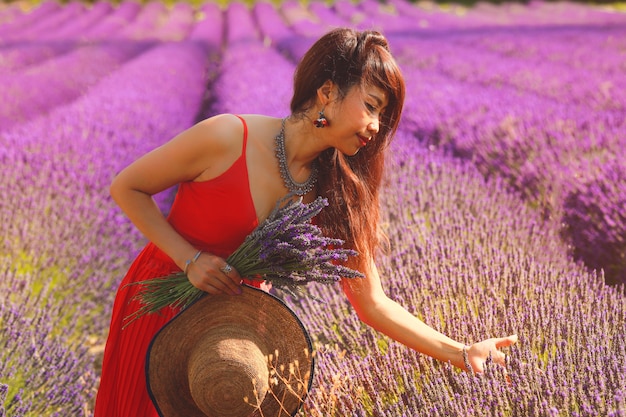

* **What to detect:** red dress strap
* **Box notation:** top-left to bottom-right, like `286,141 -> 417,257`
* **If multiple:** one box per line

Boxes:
233,114 -> 248,154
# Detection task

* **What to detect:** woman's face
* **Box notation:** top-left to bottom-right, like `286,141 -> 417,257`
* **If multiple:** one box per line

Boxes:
326,83 -> 389,156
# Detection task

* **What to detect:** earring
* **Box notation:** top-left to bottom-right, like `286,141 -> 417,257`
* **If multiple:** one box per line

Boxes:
314,109 -> 328,128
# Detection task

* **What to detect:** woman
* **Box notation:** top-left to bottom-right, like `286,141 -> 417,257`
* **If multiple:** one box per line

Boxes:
94,28 -> 517,416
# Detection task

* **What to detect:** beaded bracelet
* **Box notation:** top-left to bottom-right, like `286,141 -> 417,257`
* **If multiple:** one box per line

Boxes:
183,250 -> 203,275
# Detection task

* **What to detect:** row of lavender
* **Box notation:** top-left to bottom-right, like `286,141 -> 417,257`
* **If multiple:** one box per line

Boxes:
0,0 -> 625,415
0,1 -> 223,414
2,0 -> 625,286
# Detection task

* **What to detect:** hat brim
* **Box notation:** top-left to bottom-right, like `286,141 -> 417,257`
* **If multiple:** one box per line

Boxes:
146,284 -> 314,417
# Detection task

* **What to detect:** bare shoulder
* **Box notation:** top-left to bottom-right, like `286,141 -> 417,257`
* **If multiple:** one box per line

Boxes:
187,114 -> 283,182
234,114 -> 283,148
191,113 -> 247,150
191,114 -> 280,151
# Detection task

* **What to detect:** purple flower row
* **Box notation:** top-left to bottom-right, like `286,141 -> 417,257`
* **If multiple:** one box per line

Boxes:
366,22 -> 626,283
0,1 -> 201,131
563,160 -> 626,284
208,1 -> 295,118
0,270 -> 96,416
0,4 -> 220,411
0,1 -> 84,41
0,41 -> 152,131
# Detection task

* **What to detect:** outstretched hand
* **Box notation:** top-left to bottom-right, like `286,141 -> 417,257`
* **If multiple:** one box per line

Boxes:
465,334 -> 518,373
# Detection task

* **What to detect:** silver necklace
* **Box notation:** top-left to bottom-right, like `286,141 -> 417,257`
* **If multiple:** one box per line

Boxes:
275,118 -> 319,196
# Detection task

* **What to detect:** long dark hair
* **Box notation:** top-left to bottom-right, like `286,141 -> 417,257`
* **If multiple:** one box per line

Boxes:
290,28 -> 406,273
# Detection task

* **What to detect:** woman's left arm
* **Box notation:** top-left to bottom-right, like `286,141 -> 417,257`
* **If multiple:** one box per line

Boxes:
342,258 -> 517,372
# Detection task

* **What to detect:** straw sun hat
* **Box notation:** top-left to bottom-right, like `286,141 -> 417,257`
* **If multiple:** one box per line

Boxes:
146,284 -> 314,417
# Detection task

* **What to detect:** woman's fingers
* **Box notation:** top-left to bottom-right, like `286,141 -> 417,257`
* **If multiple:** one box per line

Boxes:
468,334 -> 519,372
188,255 -> 242,295
495,334 -> 518,349
493,335 -> 517,365
202,275 -> 240,295
217,263 -> 243,294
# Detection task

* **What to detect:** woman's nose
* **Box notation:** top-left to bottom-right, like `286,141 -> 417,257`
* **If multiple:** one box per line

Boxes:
367,120 -> 379,133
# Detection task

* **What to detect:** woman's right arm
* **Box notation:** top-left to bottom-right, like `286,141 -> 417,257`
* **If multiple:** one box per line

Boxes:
342,256 -> 517,372
110,114 -> 244,295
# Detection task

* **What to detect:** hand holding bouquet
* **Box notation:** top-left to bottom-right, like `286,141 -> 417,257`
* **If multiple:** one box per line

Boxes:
124,196 -> 364,326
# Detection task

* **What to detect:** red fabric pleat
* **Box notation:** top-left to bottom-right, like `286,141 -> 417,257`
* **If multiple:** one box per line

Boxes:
94,244 -> 180,417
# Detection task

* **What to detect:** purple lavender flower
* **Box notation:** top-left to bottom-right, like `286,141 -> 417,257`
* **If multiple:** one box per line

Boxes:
563,159 -> 626,284
0,384 -> 7,417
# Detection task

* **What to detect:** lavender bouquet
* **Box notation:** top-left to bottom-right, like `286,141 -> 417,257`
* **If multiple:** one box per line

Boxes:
124,196 -> 364,325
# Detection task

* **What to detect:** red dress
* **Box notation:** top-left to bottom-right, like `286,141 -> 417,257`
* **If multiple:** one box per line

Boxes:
94,115 -> 260,417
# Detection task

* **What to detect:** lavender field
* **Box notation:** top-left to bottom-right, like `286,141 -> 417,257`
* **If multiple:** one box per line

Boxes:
1,0 -> 625,415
